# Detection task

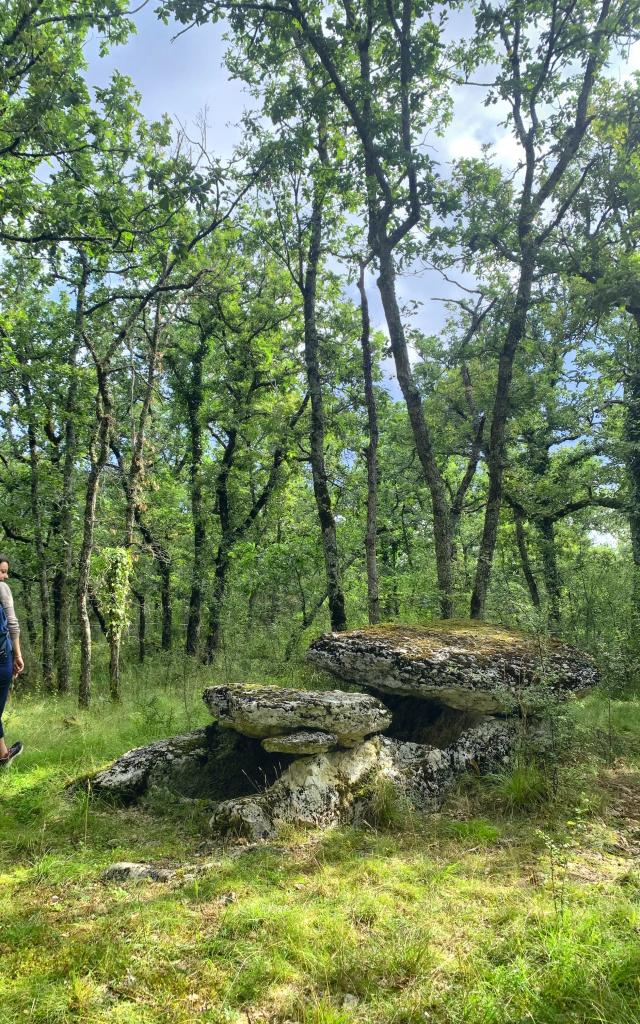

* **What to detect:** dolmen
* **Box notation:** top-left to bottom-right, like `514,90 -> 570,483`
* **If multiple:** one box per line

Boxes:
86,620 -> 596,840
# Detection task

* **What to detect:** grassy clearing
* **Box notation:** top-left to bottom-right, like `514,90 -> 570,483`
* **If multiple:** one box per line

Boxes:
1,658 -> 639,1024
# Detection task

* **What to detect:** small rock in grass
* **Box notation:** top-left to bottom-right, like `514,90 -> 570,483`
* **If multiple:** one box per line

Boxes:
102,862 -> 173,882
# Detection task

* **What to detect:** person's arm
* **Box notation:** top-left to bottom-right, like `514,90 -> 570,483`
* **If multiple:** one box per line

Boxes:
0,582 -> 24,675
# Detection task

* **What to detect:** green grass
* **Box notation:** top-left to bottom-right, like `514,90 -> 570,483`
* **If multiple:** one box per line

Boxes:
1,658 -> 640,1023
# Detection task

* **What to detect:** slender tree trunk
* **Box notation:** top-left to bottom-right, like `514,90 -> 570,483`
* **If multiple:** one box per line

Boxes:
386,538 -> 401,618
626,310 -> 640,616
377,246 -> 454,617
204,545 -> 230,663
20,580 -> 37,649
538,518 -> 561,630
358,264 -> 380,624
57,380 -> 80,693
24,402 -> 54,690
303,190 -> 347,632
511,507 -> 541,609
57,264 -> 87,692
77,384 -> 111,707
89,588 -> 108,638
471,251 -> 536,618
185,347 -> 206,655
160,559 -> 172,651
134,590 -> 146,663
52,570 -> 62,659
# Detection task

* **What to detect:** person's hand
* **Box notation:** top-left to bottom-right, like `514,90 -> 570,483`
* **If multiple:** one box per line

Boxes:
13,654 -> 24,677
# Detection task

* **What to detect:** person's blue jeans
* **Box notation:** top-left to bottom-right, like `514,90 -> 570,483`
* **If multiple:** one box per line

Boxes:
0,650 -> 13,740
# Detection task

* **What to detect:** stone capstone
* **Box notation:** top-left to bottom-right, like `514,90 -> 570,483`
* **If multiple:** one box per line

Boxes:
203,683 -> 391,746
307,620 -> 597,714
261,730 -> 338,754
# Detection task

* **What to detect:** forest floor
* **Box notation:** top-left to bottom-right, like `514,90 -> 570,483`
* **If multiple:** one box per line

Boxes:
0,655 -> 639,1024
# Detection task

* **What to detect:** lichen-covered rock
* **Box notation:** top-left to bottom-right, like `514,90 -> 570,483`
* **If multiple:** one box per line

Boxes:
102,862 -> 173,882
87,728 -> 211,803
307,621 -> 597,714
83,724 -> 294,805
210,738 -> 386,839
261,730 -> 338,754
209,717 -> 518,840
203,684 -> 391,746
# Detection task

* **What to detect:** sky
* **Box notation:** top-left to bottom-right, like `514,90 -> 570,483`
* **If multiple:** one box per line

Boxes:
84,6 -> 640,389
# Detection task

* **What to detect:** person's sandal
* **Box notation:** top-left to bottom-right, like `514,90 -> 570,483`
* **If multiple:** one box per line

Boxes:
0,741 -> 23,767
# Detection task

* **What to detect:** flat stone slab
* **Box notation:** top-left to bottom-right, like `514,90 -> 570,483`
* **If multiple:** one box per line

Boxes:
307,620 -> 598,714
203,684 -> 391,746
261,730 -> 338,754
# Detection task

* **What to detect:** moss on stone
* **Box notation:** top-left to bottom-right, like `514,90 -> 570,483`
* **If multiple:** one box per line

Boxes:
340,620 -> 558,664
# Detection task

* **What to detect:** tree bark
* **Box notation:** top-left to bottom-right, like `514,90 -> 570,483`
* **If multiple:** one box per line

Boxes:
20,579 -> 37,649
303,187 -> 347,633
538,517 -> 561,630
511,505 -> 541,609
77,377 -> 111,707
160,559 -> 172,651
377,246 -> 454,617
134,589 -> 146,663
357,264 -> 380,624
57,259 -> 87,693
23,386 -> 54,690
471,252 -> 535,618
626,309 -> 640,616
204,545 -> 230,663
185,340 -> 207,655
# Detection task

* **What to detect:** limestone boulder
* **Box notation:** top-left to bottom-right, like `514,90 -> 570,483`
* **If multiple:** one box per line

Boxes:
203,683 -> 391,747
210,717 -> 518,840
82,724 -> 295,805
307,620 -> 597,714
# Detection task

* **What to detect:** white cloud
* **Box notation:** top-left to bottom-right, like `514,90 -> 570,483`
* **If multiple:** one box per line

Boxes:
620,40 -> 640,80
493,132 -> 522,170
447,134 -> 483,161
588,530 -> 619,549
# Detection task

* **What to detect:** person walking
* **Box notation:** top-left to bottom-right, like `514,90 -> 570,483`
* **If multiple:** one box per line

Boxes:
0,555 -> 24,766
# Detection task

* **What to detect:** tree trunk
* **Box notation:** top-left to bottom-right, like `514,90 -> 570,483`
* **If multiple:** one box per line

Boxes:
20,580 -> 37,649
626,310 -> 640,616
185,346 -> 206,655
538,517 -> 561,630
512,507 -> 541,609
358,264 -> 380,625
303,190 -> 347,633
109,637 -> 122,700
57,409 -> 79,693
471,252 -> 535,619
160,559 -> 172,651
77,385 -> 111,708
23,402 -> 54,690
376,246 -> 454,618
134,590 -> 146,663
57,265 -> 86,692
204,545 -> 230,663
